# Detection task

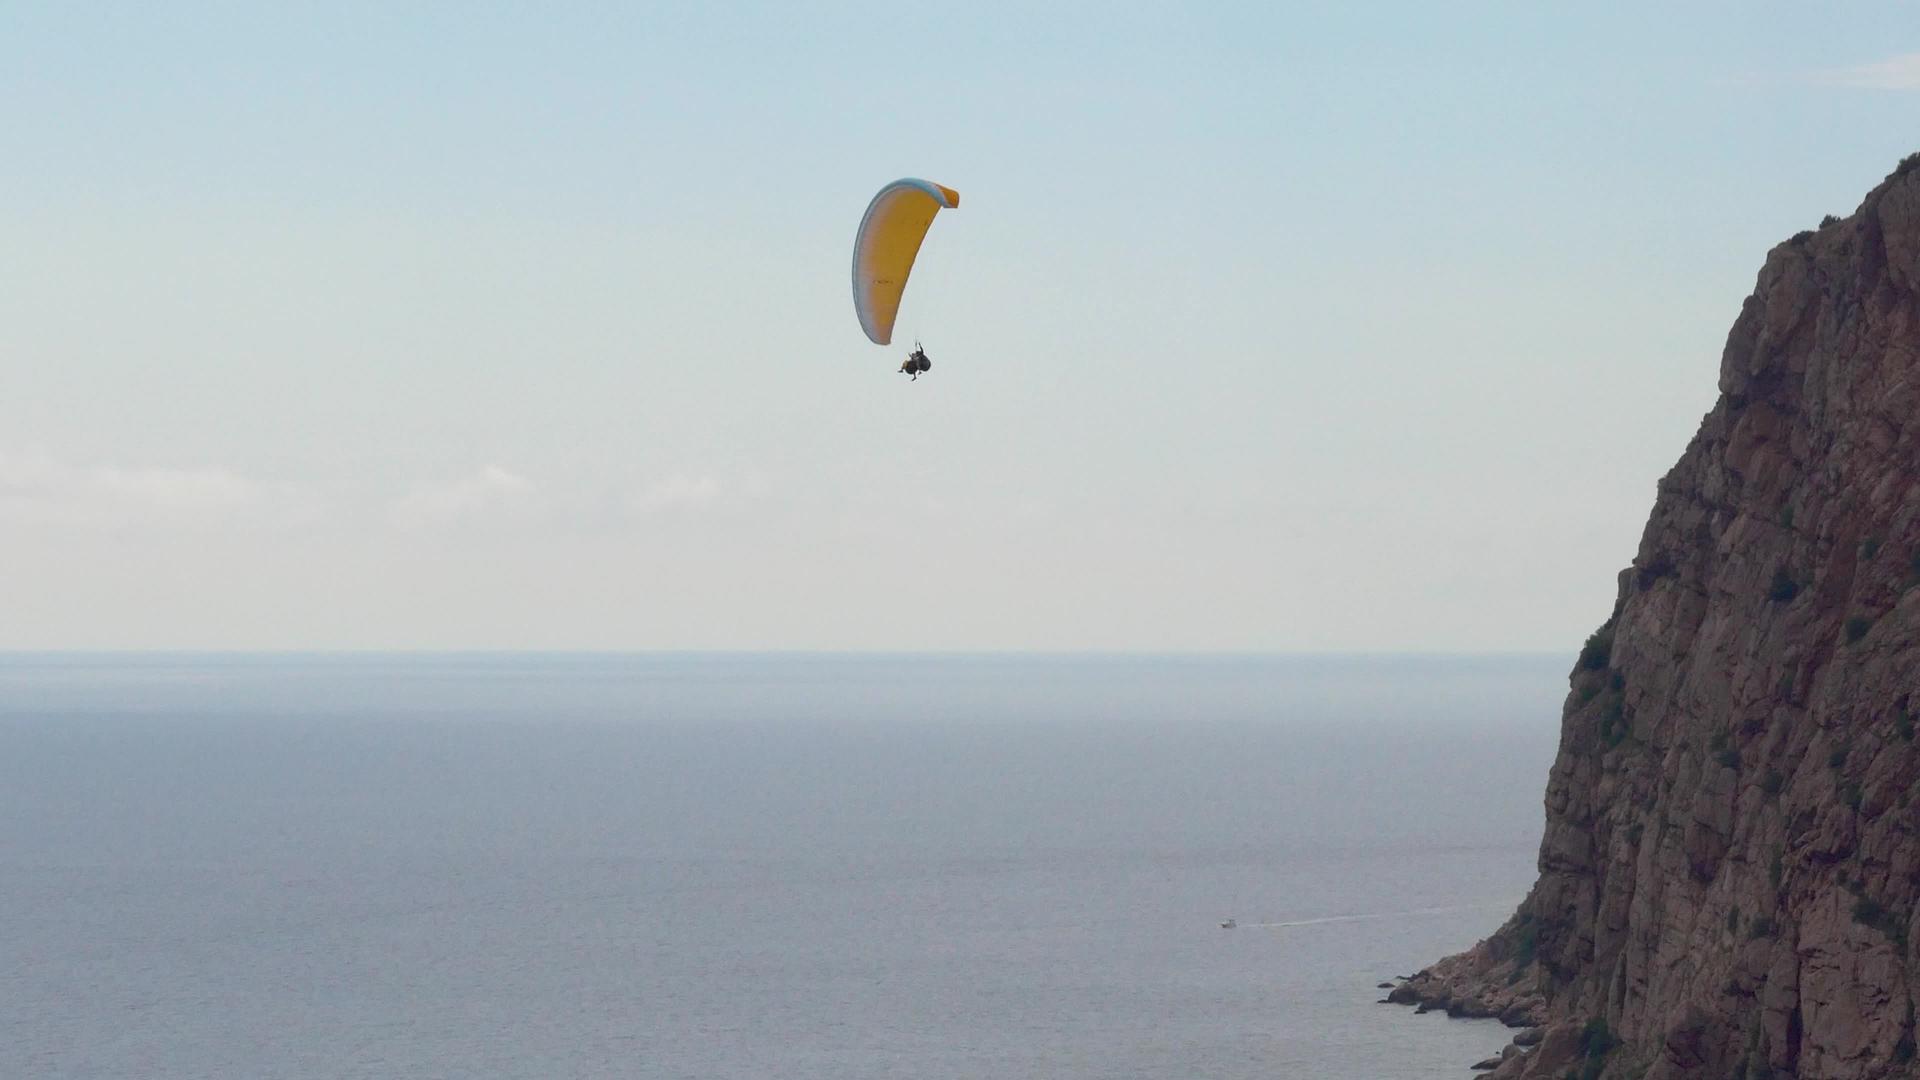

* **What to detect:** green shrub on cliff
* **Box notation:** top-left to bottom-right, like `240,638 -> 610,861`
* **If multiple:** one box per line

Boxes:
1767,568 -> 1800,603
1572,1018 -> 1619,1080
1579,628 -> 1613,671
1851,895 -> 1905,947
1845,616 -> 1872,644
1708,730 -> 1739,767
1578,1018 -> 1618,1057
1599,697 -> 1629,747
1634,552 -> 1676,589
1511,917 -> 1538,969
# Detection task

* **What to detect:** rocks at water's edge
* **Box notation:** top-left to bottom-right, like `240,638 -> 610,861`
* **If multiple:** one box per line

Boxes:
1387,153 -> 1920,1078
1385,964 -> 1544,1026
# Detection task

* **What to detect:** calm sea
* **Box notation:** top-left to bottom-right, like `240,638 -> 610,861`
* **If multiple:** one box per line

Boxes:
0,654 -> 1564,1079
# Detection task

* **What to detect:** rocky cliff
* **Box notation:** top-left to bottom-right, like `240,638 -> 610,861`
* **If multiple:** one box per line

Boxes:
1393,156 -> 1920,1079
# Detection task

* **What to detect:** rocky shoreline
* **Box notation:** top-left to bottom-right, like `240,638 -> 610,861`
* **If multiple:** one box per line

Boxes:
1377,935 -> 1553,1077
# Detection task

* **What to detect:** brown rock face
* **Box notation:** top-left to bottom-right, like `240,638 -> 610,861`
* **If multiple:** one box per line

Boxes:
1397,156 -> 1920,1078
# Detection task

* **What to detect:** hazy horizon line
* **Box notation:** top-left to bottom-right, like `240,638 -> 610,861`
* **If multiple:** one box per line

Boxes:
0,648 -> 1572,660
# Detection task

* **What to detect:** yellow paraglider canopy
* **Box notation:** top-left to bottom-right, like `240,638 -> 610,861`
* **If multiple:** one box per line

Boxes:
851,179 -> 959,346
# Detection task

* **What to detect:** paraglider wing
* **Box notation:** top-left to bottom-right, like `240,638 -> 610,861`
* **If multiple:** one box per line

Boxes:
851,179 -> 959,346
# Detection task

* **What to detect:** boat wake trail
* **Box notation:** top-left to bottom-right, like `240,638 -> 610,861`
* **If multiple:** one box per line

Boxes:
1235,900 -> 1518,930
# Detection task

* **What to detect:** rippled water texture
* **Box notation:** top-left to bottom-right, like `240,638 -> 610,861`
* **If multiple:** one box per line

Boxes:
0,654 -> 1562,1078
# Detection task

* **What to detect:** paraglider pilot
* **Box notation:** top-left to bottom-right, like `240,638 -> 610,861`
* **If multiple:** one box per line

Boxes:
900,343 -> 932,381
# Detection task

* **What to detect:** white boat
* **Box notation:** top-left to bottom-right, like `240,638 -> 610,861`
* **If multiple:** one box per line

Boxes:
1220,918 -> 1237,930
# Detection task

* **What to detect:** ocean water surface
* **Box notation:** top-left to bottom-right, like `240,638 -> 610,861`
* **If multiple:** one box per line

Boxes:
0,654 -> 1564,1079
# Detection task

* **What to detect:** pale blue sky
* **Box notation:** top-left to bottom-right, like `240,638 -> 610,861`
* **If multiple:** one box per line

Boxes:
3,3 -> 1916,650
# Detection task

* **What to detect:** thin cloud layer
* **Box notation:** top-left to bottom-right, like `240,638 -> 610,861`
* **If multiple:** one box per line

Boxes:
0,449 -> 312,529
629,472 -> 722,513
1817,52 -> 1920,90
391,465 -> 535,529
